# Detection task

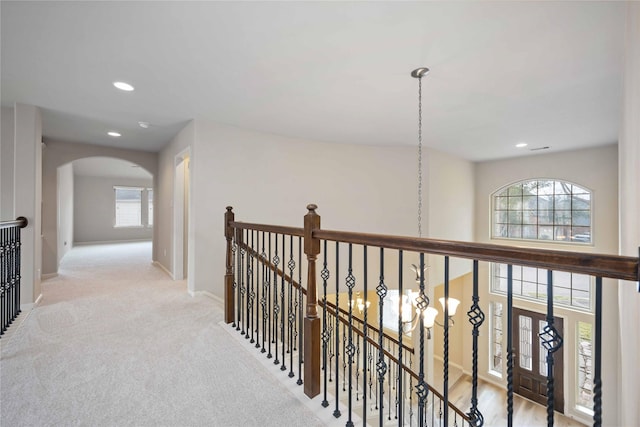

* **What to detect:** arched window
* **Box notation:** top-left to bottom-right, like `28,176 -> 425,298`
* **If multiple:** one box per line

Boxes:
492,179 -> 592,244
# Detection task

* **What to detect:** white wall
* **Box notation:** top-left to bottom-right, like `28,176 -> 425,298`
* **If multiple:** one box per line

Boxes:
155,120 -> 476,297
14,103 -> 42,304
56,163 -> 73,265
41,139 -> 158,275
617,3 -> 640,425
474,145 -> 619,424
156,121 -> 194,278
74,175 -> 152,244
426,148 -> 475,285
1,106 -> 15,219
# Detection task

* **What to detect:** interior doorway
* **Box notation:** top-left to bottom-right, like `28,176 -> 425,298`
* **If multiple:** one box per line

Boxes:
173,150 -> 190,281
513,307 -> 565,413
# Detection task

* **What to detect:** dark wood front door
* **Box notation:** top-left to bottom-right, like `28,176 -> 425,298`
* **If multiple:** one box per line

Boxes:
513,307 -> 564,413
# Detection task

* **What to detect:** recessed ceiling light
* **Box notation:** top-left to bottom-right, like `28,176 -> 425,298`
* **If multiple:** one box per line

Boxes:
113,81 -> 134,91
516,142 -> 528,148
138,121 -> 150,129
108,131 -> 121,137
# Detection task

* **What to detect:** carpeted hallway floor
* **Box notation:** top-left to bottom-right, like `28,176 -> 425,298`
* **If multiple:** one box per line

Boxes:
0,242 -> 325,427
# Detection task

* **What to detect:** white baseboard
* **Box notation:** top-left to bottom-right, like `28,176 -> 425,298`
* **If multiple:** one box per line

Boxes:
75,239 -> 152,246
20,293 -> 43,312
188,290 -> 223,305
41,273 -> 58,281
152,261 -> 174,279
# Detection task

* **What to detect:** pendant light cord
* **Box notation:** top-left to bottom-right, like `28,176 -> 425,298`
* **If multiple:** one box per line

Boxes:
417,76 -> 423,238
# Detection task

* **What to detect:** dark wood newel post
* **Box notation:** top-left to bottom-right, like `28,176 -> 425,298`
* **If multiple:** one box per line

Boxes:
224,206 -> 235,324
303,204 -> 321,398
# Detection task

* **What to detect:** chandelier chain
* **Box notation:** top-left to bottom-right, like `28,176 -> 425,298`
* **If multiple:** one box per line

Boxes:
417,76 -> 423,238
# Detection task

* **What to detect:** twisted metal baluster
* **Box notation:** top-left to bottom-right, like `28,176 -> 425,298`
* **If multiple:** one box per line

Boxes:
362,245 -> 368,423
467,260 -> 485,426
247,230 -> 254,342
321,239 -> 330,406
267,233 -> 273,359
540,270 -> 563,427
272,235 -> 280,365
239,232 -> 246,335
231,237 -> 237,329
376,248 -> 388,426
297,236 -> 304,385
278,234 -> 286,370
414,253 -> 430,427
397,250 -> 404,426
443,256 -> 450,427
260,232 -> 267,353
506,264 -> 514,427
333,242 -> 341,418
287,235 -> 295,377
593,277 -> 603,427
345,244 -> 356,427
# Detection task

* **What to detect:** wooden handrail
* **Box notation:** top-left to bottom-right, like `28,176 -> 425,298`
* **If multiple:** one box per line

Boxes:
0,217 -> 28,230
314,229 -> 639,282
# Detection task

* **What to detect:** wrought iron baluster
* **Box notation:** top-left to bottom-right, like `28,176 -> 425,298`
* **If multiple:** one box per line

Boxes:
279,234 -> 286,370
467,260 -> 485,426
539,270 -> 563,427
288,235 -> 295,377
233,233 -> 240,331
346,243 -> 355,427
240,231 -> 246,335
377,247 -> 388,426
297,236 -> 304,385
255,231 -> 261,349
260,232 -> 267,353
415,253 -> 429,427
273,234 -> 280,364
593,276 -> 603,427
398,250 -> 404,426
506,264 -> 514,427
333,241 -> 341,418
321,240 -> 330,406
244,230 -> 253,339
267,233 -> 273,359
443,256 -> 450,427
362,245 -> 368,424
356,333 -> 360,402
409,354 -> 414,426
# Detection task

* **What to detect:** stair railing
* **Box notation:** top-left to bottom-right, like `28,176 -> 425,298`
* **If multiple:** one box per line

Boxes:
224,205 -> 639,427
1,216 -> 28,337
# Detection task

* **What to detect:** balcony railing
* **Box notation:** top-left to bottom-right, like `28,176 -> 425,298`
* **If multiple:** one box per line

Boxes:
1,217 -> 28,338
223,205 -> 639,427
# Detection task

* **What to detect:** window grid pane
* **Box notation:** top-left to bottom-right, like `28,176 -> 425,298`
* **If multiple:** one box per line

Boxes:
492,179 -> 591,244
491,263 -> 592,311
115,188 -> 142,227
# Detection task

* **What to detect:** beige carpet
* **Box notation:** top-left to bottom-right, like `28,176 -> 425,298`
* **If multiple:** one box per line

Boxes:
0,242 -> 325,427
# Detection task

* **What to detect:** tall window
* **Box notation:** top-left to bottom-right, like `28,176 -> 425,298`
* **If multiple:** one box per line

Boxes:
114,187 -> 143,227
489,301 -> 503,376
147,188 -> 154,226
492,264 -> 591,310
493,179 -> 592,244
577,321 -> 594,413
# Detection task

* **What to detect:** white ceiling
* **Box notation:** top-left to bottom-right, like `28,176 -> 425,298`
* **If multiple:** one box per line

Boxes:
1,1 -> 625,161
